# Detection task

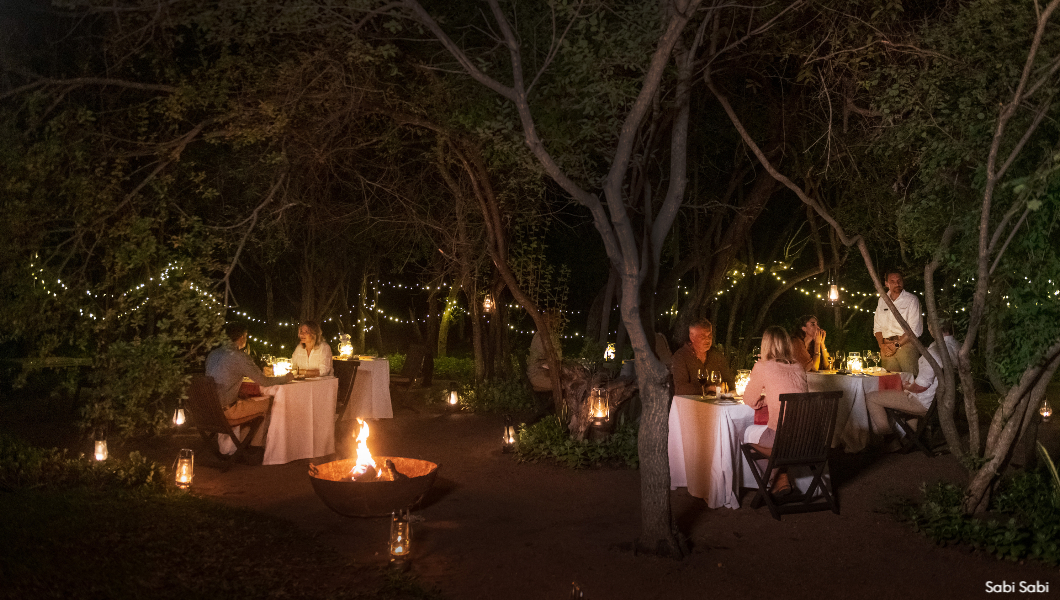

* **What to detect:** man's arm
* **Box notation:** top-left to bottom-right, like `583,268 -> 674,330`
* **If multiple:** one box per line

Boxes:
897,293 -> 923,344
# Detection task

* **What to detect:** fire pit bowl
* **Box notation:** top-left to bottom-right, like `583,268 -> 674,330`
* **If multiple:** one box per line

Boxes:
308,456 -> 439,518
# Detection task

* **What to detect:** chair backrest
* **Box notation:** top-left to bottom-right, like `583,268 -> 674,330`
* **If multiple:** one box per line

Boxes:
186,375 -> 236,435
333,359 -> 361,415
771,390 -> 844,467
401,344 -> 427,379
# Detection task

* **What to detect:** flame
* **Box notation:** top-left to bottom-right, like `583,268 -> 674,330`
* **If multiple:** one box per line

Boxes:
349,418 -> 378,480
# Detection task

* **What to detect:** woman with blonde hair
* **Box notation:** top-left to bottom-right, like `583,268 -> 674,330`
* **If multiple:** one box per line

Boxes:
742,325 -> 809,494
291,320 -> 333,377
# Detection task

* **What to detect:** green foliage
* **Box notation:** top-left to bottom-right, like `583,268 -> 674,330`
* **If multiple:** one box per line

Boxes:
455,378 -> 536,413
432,356 -> 475,383
0,434 -> 167,493
516,415 -> 639,469
899,465 -> 1060,565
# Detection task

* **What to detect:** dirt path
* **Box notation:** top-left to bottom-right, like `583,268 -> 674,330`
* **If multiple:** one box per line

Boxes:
6,394 -> 1057,599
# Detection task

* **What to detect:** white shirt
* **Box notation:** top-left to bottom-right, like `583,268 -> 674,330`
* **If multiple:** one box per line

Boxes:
873,289 -> 923,338
910,336 -> 960,409
291,341 -> 333,376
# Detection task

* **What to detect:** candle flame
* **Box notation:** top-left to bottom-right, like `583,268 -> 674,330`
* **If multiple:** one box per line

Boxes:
349,418 -> 378,480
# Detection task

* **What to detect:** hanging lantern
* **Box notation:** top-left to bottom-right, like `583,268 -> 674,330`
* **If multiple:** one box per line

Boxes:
175,449 -> 194,489
1041,398 -> 1053,422
93,432 -> 108,462
172,397 -> 186,426
389,509 -> 411,565
827,270 -> 840,306
590,388 -> 609,425
604,343 -> 616,361
502,415 -> 517,453
734,369 -> 751,396
482,293 -> 495,315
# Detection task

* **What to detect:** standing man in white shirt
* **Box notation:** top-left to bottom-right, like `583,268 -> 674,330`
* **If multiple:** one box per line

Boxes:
873,270 -> 924,376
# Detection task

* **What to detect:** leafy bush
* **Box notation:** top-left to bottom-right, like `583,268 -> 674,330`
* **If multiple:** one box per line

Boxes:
433,355 -> 475,382
455,377 -> 537,413
387,352 -> 405,374
0,433 -> 168,493
516,415 -> 639,469
899,460 -> 1060,565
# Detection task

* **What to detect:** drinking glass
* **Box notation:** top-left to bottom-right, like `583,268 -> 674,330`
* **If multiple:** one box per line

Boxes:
697,367 -> 709,399
710,371 -> 721,395
834,351 -> 845,371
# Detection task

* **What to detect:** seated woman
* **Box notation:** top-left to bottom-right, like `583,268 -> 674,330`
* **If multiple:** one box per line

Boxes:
291,320 -> 333,377
791,314 -> 831,372
743,326 -> 809,494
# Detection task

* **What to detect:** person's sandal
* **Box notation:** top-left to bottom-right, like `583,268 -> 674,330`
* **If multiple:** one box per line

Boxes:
773,472 -> 793,496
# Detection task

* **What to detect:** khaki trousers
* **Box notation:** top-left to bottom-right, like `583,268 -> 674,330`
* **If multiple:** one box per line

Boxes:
223,396 -> 271,446
881,342 -> 920,377
865,389 -> 926,435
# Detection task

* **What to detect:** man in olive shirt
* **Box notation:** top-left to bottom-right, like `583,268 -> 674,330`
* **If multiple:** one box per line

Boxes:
671,318 -> 734,396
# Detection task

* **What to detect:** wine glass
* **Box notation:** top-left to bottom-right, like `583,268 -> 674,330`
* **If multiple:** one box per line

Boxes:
710,370 -> 721,395
825,353 -> 835,371
697,367 -> 709,399
834,351 -> 845,371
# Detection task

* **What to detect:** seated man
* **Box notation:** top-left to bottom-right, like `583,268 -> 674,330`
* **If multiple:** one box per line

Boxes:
205,323 -> 292,447
671,318 -> 734,396
865,319 -> 959,448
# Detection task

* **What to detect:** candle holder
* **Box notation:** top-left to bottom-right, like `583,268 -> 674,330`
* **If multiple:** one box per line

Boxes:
482,293 -> 495,315
93,431 -> 108,462
175,448 -> 194,489
589,388 -> 609,426
389,508 -> 411,569
502,415 -> 517,453
1041,398 -> 1053,422
172,397 -> 186,426
847,352 -> 863,373
735,369 -> 751,396
446,388 -> 460,411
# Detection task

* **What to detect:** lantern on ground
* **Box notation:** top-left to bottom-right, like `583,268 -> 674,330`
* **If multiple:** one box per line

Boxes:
604,343 -> 616,361
502,415 -> 517,453
447,388 -> 460,410
172,397 -> 186,426
482,293 -> 495,315
389,509 -> 411,565
590,388 -> 609,426
175,448 -> 194,489
93,431 -> 108,461
1041,398 -> 1053,422
735,369 -> 751,396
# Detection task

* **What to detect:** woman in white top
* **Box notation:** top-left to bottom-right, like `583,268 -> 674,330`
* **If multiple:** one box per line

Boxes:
291,320 -> 333,377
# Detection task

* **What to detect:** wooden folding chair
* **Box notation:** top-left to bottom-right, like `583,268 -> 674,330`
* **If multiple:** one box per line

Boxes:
333,359 -> 362,421
741,390 -> 843,520
885,396 -> 942,457
390,344 -> 431,388
185,375 -> 271,468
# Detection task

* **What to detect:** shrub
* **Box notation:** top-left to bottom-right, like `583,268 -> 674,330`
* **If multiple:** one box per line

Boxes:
516,415 -> 639,469
433,356 -> 475,382
455,377 -> 537,413
0,433 -> 168,493
899,458 -> 1060,565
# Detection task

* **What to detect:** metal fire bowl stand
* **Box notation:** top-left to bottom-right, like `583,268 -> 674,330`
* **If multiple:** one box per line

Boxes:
309,457 -> 439,517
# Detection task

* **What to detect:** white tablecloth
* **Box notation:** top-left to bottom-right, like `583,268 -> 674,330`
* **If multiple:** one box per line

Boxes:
807,371 -> 912,452
220,377 -> 338,465
668,395 -> 755,509
338,358 -> 393,420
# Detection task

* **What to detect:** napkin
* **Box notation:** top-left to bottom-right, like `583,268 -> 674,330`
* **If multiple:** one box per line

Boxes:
239,381 -> 262,398
878,374 -> 903,391
754,405 -> 769,425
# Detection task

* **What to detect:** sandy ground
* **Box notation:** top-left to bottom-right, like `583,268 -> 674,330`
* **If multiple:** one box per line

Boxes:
6,388 -> 1059,599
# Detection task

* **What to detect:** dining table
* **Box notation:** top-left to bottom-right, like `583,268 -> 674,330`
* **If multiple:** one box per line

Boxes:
807,369 -> 912,453
219,376 -> 339,465
338,357 -> 394,421
668,394 -> 755,509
